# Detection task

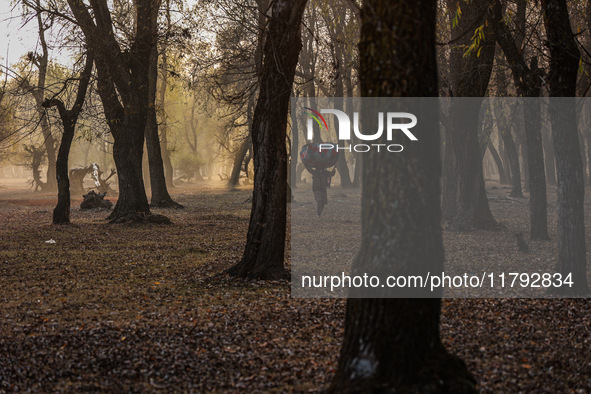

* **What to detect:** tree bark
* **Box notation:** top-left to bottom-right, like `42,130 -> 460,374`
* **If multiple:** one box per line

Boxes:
498,130 -> 512,184
444,0 -> 497,231
541,0 -> 589,294
143,1 -> 180,208
21,3 -> 57,192
523,97 -> 550,239
517,129 -> 530,193
494,58 -> 523,197
487,142 -> 507,184
502,122 -> 523,197
491,1 -> 548,239
160,0 -> 174,188
291,98 -> 299,189
229,135 -> 252,188
585,132 -> 591,184
227,0 -> 307,279
67,0 -> 162,222
329,1 -> 476,392
542,124 -> 557,186
43,53 -> 94,224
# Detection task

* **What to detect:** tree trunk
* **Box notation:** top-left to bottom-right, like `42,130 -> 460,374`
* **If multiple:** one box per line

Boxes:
499,132 -> 512,184
40,116 -> 58,192
143,143 -> 151,192
352,154 -> 362,187
53,119 -> 75,224
146,104 -> 181,207
109,122 -> 151,220
491,3 -> 549,238
291,99 -> 299,189
144,6 -> 180,208
445,0 -> 497,231
442,125 -> 457,219
68,0 -> 163,223
502,125 -> 523,197
161,126 -> 174,187
487,142 -> 507,184
43,53 -> 94,224
543,125 -> 557,186
227,0 -> 307,279
229,136 -> 251,188
329,1 -> 476,392
523,98 -> 549,239
585,132 -> 591,184
24,145 -> 45,192
494,63 -> 523,197
335,142 -> 353,188
517,130 -> 530,193
26,5 -> 57,192
160,0 -> 174,188
541,0 -> 589,295
448,99 -> 498,230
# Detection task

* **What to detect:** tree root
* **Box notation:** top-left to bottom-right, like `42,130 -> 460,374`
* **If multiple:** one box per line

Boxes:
150,199 -> 185,209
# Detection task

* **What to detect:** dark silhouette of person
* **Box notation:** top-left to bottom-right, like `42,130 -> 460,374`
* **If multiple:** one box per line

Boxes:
305,163 -> 336,216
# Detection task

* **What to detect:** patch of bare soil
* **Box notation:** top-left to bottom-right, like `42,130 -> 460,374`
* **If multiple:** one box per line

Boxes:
0,180 -> 590,392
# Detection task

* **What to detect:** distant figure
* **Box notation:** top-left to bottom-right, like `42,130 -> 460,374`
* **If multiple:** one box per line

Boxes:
305,163 -> 335,216
300,142 -> 339,216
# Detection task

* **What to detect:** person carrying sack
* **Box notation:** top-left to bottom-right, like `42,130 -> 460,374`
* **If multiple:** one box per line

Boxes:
300,142 -> 339,217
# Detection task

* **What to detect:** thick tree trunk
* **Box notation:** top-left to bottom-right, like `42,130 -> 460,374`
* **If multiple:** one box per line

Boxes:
68,0 -> 164,223
329,1 -> 475,392
542,0 -> 589,295
448,100 -> 498,230
109,123 -> 151,220
227,0 -> 307,279
445,0 -> 497,231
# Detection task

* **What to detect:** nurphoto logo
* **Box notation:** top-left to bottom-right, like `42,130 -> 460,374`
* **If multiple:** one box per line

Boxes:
304,107 -> 418,153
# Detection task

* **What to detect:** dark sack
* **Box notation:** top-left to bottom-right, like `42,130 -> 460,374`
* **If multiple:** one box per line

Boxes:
300,142 -> 339,169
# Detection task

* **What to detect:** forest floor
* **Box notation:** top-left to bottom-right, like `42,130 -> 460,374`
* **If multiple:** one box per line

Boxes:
1,178 -> 591,392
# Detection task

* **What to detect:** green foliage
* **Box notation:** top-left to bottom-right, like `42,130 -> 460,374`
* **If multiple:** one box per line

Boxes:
452,2 -> 462,29
463,24 -> 485,58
